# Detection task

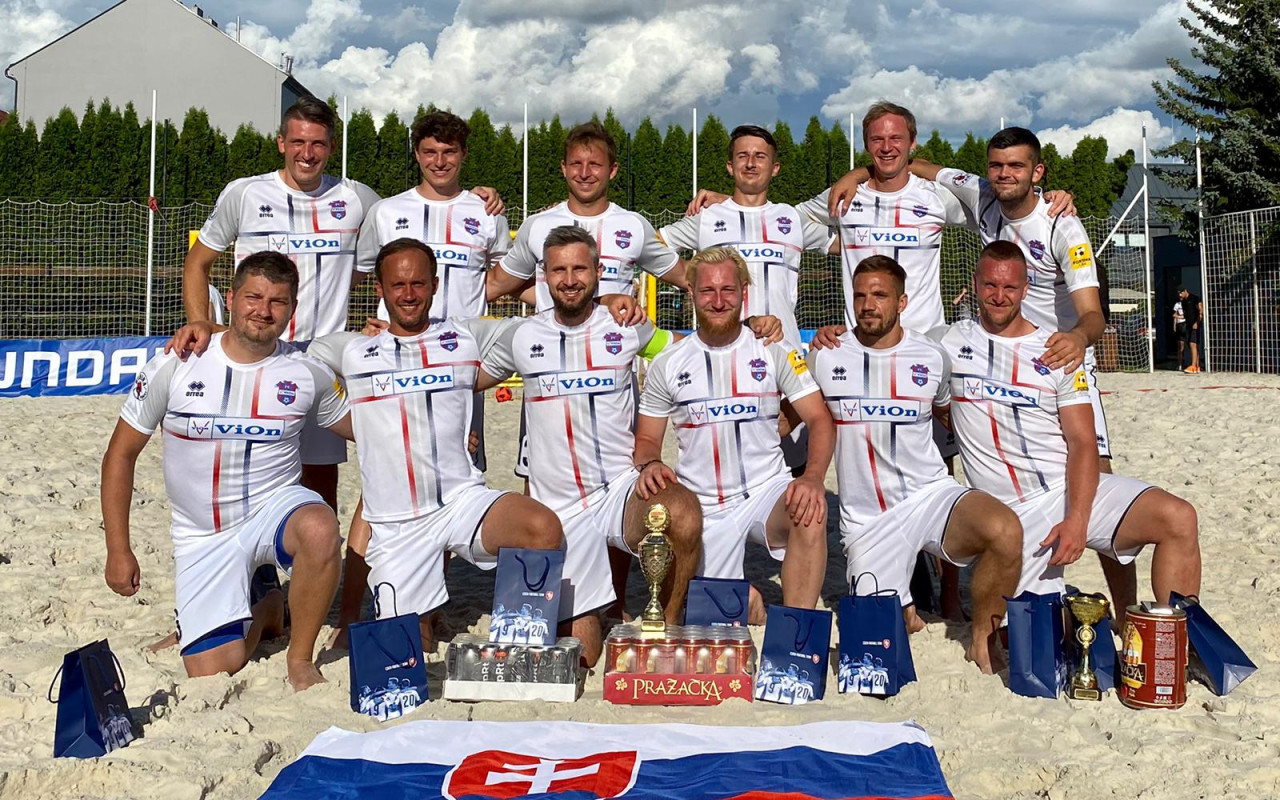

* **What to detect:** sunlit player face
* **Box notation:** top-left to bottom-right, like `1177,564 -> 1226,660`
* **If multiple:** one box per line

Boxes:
987,144 -> 1045,205
562,142 -> 617,206
692,260 -> 745,338
975,257 -> 1029,329
864,114 -> 915,182
228,274 -> 295,346
852,271 -> 906,338
277,118 -> 333,192
727,136 -> 779,196
377,250 -> 438,334
545,242 -> 600,318
415,136 -> 465,194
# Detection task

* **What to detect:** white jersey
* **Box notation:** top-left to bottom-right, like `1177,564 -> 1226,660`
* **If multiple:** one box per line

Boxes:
199,172 -> 380,341
498,201 -> 679,311
308,320 -> 511,523
798,175 -> 970,333
639,327 -> 818,512
119,333 -> 348,542
658,200 -> 830,346
935,168 -> 1100,333
482,304 -> 661,518
934,319 -> 1090,505
808,329 -> 951,531
356,188 -> 510,321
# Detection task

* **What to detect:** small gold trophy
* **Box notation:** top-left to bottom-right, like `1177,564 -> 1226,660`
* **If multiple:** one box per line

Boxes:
1066,593 -> 1110,701
638,504 -> 674,639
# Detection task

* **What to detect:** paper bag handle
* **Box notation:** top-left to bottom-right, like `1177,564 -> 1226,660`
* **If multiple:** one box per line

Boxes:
702,584 -> 745,619
371,582 -> 400,619
515,552 -> 550,592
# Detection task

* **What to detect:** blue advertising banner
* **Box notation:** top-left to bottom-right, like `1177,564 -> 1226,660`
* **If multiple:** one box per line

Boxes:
0,337 -> 167,399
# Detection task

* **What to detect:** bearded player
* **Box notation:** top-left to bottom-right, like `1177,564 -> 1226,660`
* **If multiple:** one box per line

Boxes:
936,242 -> 1200,617
636,248 -> 834,620
807,256 -> 1022,672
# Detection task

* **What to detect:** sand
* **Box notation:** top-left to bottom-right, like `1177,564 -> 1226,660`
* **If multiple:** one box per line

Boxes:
1,370 -> 1278,799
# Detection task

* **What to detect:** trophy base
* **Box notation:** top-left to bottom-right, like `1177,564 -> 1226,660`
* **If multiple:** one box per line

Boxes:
1068,685 -> 1102,701
639,617 -> 667,639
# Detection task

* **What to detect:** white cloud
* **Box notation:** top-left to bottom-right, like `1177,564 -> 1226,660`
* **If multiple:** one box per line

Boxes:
1037,107 -> 1175,160
1,1 -> 75,75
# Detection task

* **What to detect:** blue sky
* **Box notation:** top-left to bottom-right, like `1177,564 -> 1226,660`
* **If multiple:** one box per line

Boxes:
2,0 -> 1202,158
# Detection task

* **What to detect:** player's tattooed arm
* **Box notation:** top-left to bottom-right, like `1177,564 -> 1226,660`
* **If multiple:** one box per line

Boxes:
101,420 -> 151,597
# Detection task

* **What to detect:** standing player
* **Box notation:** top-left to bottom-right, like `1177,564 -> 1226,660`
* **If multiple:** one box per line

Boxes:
476,226 -> 705,668
102,252 -> 351,690
937,243 -> 1201,613
808,256 -> 1022,672
661,125 -> 833,346
307,239 -> 565,651
636,248 -> 835,619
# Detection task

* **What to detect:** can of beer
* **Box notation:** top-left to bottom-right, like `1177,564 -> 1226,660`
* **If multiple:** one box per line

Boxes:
605,632 -> 639,674
478,644 -> 499,682
545,642 -> 574,684
707,630 -> 736,674
1119,604 -> 1188,710
727,628 -> 756,675
644,637 -> 681,673
507,646 -> 530,683
450,639 -> 482,681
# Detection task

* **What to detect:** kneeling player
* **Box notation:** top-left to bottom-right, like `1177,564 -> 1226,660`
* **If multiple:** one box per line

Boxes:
938,243 -> 1201,616
102,252 -> 350,690
809,256 -> 1022,672
636,248 -> 835,619
309,239 -> 564,649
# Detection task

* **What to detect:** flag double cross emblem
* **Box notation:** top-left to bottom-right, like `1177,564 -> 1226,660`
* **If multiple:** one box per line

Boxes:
444,749 -> 639,799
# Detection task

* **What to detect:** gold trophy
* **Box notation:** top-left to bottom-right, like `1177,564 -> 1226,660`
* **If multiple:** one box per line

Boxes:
638,504 -> 674,639
1066,593 -> 1111,701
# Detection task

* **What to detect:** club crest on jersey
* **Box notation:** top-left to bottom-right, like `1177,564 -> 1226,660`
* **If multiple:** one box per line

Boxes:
395,217 -> 409,231
714,220 -> 727,232
276,380 -> 298,406
439,331 -> 459,352
258,204 -> 273,218
463,217 -> 481,235
329,200 -> 347,220
186,381 -> 205,397
777,216 -> 792,234
911,204 -> 928,218
749,358 -> 768,381
1028,240 -> 1046,261
1031,357 -> 1051,376
132,373 -> 148,400
529,344 -> 545,358
677,371 -> 692,387
603,331 -> 623,355
831,366 -> 847,381
615,230 -> 632,249
911,363 -> 929,386
951,172 -> 969,186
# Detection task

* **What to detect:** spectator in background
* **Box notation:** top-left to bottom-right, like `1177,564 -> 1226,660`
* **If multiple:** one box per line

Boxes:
1172,293 -> 1187,369
1178,286 -> 1203,373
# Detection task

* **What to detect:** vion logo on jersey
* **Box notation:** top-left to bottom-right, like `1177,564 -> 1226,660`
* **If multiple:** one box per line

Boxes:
186,416 -> 284,441
735,245 -> 786,261
268,235 -> 342,255
839,399 -> 921,422
688,398 -> 760,424
371,366 -> 456,397
538,370 -> 617,397
852,227 -> 920,247
963,377 -> 1041,407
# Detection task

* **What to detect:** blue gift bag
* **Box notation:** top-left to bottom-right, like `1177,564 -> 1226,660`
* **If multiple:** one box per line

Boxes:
1006,590 -> 1067,699
685,577 -> 750,627
1065,590 -> 1116,692
837,573 -> 916,697
348,583 -> 429,721
754,605 -> 832,704
48,639 -> 135,758
1170,592 -> 1256,696
491,548 -> 563,645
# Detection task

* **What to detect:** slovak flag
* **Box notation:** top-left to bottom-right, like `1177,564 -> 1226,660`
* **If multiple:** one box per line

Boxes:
259,720 -> 952,800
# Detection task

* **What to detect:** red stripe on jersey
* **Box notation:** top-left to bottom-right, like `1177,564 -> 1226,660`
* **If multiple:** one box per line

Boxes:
865,425 -> 887,512
251,367 -> 264,415
987,402 -> 1024,503
211,441 -> 223,532
711,431 -> 725,506
563,400 -> 590,510
399,396 -> 420,517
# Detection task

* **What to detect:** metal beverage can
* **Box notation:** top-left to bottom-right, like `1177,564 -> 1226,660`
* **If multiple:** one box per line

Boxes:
507,646 -> 530,683
605,632 -> 639,674
707,631 -> 736,674
478,644 -> 498,682
492,645 -> 510,683
451,639 -> 482,681
645,637 -> 681,673
1119,604 -> 1188,709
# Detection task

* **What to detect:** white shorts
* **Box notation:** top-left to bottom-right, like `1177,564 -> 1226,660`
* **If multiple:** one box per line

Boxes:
300,416 -> 347,466
1013,473 -> 1152,597
1083,347 -> 1112,459
700,473 -> 793,580
843,480 -> 974,605
172,484 -> 326,651
558,470 -> 642,620
366,484 -> 507,618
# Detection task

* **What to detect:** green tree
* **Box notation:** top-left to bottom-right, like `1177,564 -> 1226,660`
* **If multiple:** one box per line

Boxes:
631,117 -> 663,210
170,108 -> 227,202
114,102 -> 145,199
1154,0 -> 1280,214
793,116 -> 829,201
491,124 -> 521,215
373,111 -> 411,197
77,101 -> 101,197
154,119 -> 180,205
695,114 -> 732,198
954,133 -> 987,177
227,124 -> 266,182
769,121 -> 799,204
35,108 -> 81,200
460,108 -> 499,191
1064,136 -> 1116,216
914,130 -> 956,169
654,124 -> 691,211
1039,142 -> 1066,193
828,121 -> 851,188
600,109 -> 632,207
0,115 -> 39,196
345,110 -> 378,187
528,116 -> 567,209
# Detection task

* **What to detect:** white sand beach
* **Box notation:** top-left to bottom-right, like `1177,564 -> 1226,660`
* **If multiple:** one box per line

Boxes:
1,370 -> 1277,799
